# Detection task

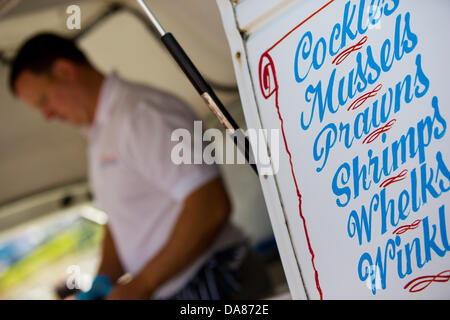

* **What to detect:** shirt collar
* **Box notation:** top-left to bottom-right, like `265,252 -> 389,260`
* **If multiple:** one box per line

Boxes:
93,72 -> 121,127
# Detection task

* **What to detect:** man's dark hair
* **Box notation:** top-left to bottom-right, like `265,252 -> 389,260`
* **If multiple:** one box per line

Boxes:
9,33 -> 90,95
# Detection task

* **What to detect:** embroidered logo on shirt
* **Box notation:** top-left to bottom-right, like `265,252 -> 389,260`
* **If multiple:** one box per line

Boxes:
100,154 -> 118,168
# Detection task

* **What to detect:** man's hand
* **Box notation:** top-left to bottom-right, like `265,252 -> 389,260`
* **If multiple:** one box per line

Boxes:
76,274 -> 112,300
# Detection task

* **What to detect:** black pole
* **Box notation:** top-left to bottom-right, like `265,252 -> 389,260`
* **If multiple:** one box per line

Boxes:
137,1 -> 258,174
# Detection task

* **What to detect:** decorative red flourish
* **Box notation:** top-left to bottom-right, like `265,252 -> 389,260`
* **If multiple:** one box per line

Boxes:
380,169 -> 408,188
363,119 -> 396,144
404,270 -> 450,293
392,219 -> 421,235
332,36 -> 368,65
347,84 -> 383,111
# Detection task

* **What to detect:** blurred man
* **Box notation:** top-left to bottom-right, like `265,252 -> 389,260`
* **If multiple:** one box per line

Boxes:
9,33 -> 272,300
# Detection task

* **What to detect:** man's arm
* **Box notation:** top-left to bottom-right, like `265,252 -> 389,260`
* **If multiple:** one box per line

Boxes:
97,224 -> 125,282
106,176 -> 231,299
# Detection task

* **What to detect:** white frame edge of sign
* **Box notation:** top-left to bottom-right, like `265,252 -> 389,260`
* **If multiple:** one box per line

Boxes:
216,0 -> 308,300
235,0 -> 299,34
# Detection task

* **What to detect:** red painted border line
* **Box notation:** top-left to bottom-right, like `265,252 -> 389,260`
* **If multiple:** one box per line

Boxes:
257,1 -> 337,300
264,0 -> 336,54
274,85 -> 323,300
259,53 -> 323,299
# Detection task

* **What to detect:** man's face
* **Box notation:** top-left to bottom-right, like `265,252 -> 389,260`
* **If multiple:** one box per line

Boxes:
15,61 -> 91,126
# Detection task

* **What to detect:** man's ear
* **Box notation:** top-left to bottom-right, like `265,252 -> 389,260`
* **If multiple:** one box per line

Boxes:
50,58 -> 78,81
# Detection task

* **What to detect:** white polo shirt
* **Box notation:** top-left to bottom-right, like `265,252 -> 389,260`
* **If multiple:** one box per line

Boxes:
87,73 -> 245,299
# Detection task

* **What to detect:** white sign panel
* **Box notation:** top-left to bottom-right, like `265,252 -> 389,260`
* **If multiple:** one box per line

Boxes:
218,0 -> 450,299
